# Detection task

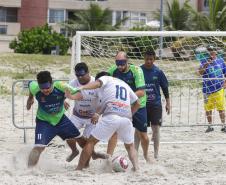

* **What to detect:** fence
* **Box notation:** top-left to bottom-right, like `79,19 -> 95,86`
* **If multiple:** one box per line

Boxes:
12,78 -> 225,143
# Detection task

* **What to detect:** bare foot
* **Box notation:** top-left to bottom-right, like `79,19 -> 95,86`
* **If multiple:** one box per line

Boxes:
75,166 -> 83,171
66,149 -> 79,162
144,155 -> 155,164
92,152 -> 109,160
131,166 -> 139,172
154,153 -> 159,160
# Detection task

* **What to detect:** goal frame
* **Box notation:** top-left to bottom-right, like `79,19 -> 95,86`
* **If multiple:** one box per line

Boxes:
71,31 -> 226,77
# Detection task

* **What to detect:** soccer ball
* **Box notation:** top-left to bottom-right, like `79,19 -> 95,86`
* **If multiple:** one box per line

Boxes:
112,155 -> 129,172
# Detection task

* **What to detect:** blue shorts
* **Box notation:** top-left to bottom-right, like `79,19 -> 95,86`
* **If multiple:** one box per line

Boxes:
35,114 -> 81,146
132,107 -> 148,132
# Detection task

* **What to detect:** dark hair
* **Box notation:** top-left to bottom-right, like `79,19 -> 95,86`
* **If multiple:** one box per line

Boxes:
74,62 -> 89,73
207,45 -> 216,52
95,71 -> 110,80
144,50 -> 156,57
37,71 -> 52,84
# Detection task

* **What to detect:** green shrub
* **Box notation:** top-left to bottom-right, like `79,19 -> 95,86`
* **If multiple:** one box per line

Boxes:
9,25 -> 70,55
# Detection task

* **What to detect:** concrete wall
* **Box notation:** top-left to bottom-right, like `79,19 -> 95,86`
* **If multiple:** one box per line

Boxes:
0,0 -> 21,8
0,22 -> 21,36
0,35 -> 16,53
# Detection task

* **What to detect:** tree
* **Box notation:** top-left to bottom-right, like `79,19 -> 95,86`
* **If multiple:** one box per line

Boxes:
9,25 -> 70,55
188,0 -> 226,31
153,0 -> 191,31
63,3 -> 126,35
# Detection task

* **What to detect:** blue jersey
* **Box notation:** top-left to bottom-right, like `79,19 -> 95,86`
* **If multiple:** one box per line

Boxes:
141,64 -> 168,107
200,58 -> 226,94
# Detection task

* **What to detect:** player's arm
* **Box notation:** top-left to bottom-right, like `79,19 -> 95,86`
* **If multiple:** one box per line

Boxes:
133,66 -> 146,97
79,80 -> 102,91
26,92 -> 34,110
26,81 -> 38,110
91,106 -> 102,125
129,88 -> 140,115
131,100 -> 140,115
160,71 -> 170,114
198,59 -> 212,75
55,81 -> 83,100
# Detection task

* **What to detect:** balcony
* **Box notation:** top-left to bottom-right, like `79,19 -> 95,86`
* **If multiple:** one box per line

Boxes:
0,0 -> 21,8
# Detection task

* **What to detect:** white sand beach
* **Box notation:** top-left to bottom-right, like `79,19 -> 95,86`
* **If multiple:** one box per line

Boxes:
1,94 -> 226,185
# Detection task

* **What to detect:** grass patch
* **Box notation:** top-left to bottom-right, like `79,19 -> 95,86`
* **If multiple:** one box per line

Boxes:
0,85 -> 11,95
0,53 -> 70,67
60,67 -> 71,74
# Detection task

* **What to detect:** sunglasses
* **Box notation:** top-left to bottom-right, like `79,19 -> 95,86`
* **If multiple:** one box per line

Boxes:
75,72 -> 87,77
39,82 -> 52,90
115,60 -> 127,66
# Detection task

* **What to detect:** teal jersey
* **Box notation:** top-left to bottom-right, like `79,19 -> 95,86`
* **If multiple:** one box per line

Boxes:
29,81 -> 79,126
108,64 -> 147,107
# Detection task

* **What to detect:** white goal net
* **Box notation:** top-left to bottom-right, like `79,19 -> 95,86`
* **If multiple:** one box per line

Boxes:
71,31 -> 226,127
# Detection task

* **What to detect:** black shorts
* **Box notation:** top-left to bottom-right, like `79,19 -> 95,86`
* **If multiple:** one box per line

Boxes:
147,106 -> 162,126
132,107 -> 148,132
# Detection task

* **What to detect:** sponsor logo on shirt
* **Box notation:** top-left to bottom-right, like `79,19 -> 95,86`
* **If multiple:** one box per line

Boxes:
111,102 -> 129,108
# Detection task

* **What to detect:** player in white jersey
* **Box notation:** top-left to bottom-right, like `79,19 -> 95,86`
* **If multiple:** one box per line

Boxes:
66,71 -> 140,171
65,63 -> 107,163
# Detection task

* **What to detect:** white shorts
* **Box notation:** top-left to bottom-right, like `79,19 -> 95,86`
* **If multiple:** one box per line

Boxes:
91,114 -> 134,144
70,115 -> 95,138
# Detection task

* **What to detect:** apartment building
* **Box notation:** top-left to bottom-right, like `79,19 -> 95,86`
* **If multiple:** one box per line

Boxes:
0,0 -> 210,36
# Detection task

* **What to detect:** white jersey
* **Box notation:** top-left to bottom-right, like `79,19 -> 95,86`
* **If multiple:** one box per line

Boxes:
70,77 -> 98,118
98,76 -> 138,119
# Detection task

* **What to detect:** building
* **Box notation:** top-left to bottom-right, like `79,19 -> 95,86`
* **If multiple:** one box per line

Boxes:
0,0 -> 209,52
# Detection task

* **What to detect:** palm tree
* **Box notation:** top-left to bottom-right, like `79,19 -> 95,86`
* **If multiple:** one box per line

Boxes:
188,0 -> 226,31
63,3 -> 126,35
153,0 -> 191,31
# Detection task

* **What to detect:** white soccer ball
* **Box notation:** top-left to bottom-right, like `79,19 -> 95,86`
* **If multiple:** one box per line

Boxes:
112,155 -> 129,172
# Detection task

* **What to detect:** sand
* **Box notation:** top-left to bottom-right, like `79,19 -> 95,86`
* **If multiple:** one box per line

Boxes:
1,95 -> 226,185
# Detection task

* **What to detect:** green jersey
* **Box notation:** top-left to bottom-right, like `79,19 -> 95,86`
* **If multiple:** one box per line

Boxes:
29,81 -> 79,126
108,64 -> 147,108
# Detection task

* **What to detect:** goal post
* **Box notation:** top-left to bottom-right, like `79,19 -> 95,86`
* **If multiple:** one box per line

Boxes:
71,31 -> 226,126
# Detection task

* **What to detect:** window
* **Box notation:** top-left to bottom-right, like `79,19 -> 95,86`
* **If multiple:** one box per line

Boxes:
49,9 -> 65,23
0,25 -> 7,34
113,11 -> 147,28
0,7 -> 17,22
203,0 -> 209,11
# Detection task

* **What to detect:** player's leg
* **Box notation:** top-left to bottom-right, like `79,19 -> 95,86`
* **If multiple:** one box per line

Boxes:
204,93 -> 214,132
65,115 -> 84,162
28,118 -> 56,167
56,114 -> 82,162
215,89 -> 226,131
117,117 -> 138,171
132,108 -> 150,163
107,132 -> 117,156
149,106 -> 162,159
28,146 -> 45,167
81,120 -> 109,160
137,130 -> 150,162
76,136 -> 99,170
76,115 -> 118,170
151,125 -> 160,159
66,138 -> 80,162
134,130 -> 140,151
